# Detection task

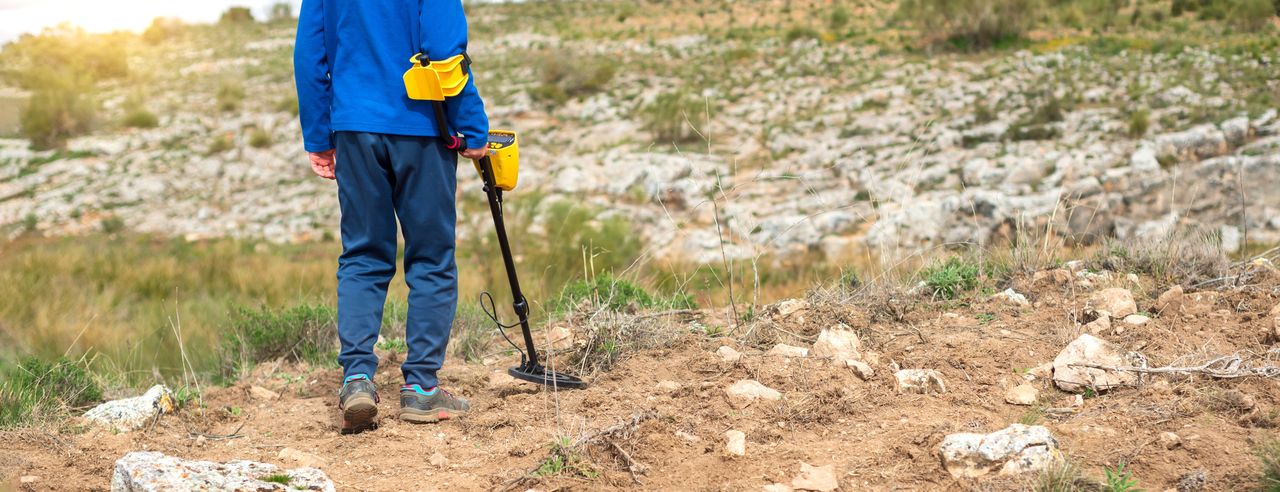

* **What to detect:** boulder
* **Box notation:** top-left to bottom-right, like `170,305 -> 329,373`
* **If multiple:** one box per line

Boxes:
1051,334 -> 1140,393
790,462 -> 838,492
725,430 -> 746,456
111,451 -> 335,492
767,344 -> 810,358
810,326 -> 862,364
1155,285 -> 1184,315
894,369 -> 946,394
1088,288 -> 1137,318
939,424 -> 1061,478
1004,384 -> 1038,406
725,380 -> 782,409
84,385 -> 175,432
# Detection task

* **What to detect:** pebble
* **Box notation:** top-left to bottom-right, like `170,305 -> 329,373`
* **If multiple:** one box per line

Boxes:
790,462 -> 839,491
716,346 -> 742,363
249,385 -> 280,401
20,476 -> 39,484
1004,383 -> 1038,406
1159,431 -> 1182,450
655,380 -> 681,394
724,430 -> 746,456
430,452 -> 448,467
1123,314 -> 1151,326
725,380 -> 783,409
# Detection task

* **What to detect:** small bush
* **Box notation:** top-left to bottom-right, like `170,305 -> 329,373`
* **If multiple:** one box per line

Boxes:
100,215 -> 125,234
642,91 -> 711,145
530,53 -> 616,105
784,25 -> 822,43
142,17 -> 184,44
1257,438 -> 1280,491
219,6 -> 256,24
220,304 -> 337,378
268,1 -> 294,23
1127,109 -> 1150,138
450,303 -> 493,363
921,256 -> 980,300
1103,463 -> 1141,492
208,134 -> 234,154
121,108 -> 159,129
1227,0 -> 1277,30
248,127 -> 272,148
828,6 -> 852,31
1036,459 -> 1099,491
217,81 -> 245,113
555,275 -> 682,313
20,83 -> 96,150
0,356 -> 102,428
897,0 -> 1039,50
275,96 -> 299,116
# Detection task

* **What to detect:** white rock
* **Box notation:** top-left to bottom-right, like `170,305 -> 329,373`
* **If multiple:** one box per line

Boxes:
939,424 -> 1061,478
277,448 -> 326,469
111,451 -> 335,492
1085,315 -> 1112,334
19,476 -> 39,484
1122,314 -> 1151,326
725,380 -> 783,409
429,452 -> 448,467
716,346 -> 743,363
790,462 -> 838,491
767,344 -> 810,358
84,385 -> 175,432
1088,288 -> 1138,318
763,484 -> 793,492
675,430 -> 701,444
1155,285 -> 1184,315
894,369 -> 946,394
250,385 -> 280,401
995,288 -> 1030,306
1159,432 -> 1182,450
1004,384 -> 1038,406
774,298 -> 810,318
845,360 -> 875,381
810,325 -> 862,365
725,430 -> 746,456
655,380 -> 681,394
1052,334 -> 1140,393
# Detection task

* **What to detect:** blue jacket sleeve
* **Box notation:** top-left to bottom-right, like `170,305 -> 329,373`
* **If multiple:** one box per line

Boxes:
293,0 -> 332,152
422,0 -> 489,149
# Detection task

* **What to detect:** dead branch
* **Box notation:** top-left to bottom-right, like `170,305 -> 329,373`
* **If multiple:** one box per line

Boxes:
1069,354 -> 1280,380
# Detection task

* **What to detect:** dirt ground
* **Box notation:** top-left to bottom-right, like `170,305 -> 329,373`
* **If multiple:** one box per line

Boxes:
3,268 -> 1279,491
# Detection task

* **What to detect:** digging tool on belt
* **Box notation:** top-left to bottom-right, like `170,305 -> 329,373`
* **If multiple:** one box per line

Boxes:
404,53 -> 587,390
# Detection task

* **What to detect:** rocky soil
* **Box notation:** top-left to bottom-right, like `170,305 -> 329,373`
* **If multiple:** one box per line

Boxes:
3,261 -> 1280,490
1,7 -> 1278,263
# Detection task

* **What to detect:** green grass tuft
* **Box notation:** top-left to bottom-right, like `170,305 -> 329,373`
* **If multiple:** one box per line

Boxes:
0,356 -> 102,428
921,256 -> 980,300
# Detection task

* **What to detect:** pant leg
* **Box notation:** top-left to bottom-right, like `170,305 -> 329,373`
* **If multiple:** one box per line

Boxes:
386,134 -> 458,388
334,131 -> 399,381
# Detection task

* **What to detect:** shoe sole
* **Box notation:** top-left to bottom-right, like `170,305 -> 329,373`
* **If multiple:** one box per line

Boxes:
399,407 -> 467,424
341,395 -> 378,433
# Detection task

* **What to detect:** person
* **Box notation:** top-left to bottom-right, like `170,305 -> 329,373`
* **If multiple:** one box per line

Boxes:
293,0 -> 488,430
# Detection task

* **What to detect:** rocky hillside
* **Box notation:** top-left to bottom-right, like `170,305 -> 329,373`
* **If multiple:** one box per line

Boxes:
0,2 -> 1277,264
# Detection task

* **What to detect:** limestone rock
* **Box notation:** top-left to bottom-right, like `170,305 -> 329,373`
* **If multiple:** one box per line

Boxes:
1033,269 -> 1073,286
1088,288 -> 1137,318
774,298 -> 810,319
1051,334 -> 1140,393
810,325 -> 862,364
1155,285 -> 1184,315
845,359 -> 875,380
995,288 -> 1030,307
675,430 -> 701,444
1085,315 -> 1111,334
938,424 -> 1061,478
250,386 -> 280,401
767,344 -> 810,358
724,430 -> 746,456
655,380 -> 681,394
1159,432 -> 1182,450
1004,384 -> 1038,406
1122,314 -> 1150,326
84,385 -> 174,432
111,451 -> 335,492
763,484 -> 793,492
716,346 -> 743,363
429,452 -> 448,467
544,325 -> 575,350
790,462 -> 838,491
725,380 -> 782,408
19,476 -> 39,484
894,369 -> 946,394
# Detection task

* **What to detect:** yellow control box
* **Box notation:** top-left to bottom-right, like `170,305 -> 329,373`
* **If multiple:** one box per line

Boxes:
403,53 -> 470,101
480,130 -> 519,191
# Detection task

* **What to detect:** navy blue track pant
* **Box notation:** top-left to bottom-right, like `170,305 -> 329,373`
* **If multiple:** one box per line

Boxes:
334,131 -> 457,388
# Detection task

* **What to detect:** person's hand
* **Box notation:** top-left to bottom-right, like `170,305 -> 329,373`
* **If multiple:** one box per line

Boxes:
308,149 -> 336,180
460,147 -> 488,160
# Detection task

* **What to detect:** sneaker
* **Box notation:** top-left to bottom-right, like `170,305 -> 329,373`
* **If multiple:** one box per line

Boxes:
339,374 -> 379,432
399,384 -> 470,423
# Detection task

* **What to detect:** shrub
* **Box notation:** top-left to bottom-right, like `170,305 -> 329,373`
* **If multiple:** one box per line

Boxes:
0,356 -> 102,428
217,81 -> 245,113
921,256 -> 980,300
784,25 -> 822,43
530,53 -> 616,105
828,6 -> 852,31
897,0 -> 1038,49
208,134 -> 234,154
220,304 -> 337,378
100,215 -> 125,234
20,82 -> 96,150
642,91 -> 711,145
219,6 -> 256,24
275,96 -> 299,116
1227,0 -> 1276,30
1127,109 -> 1150,138
1258,438 -> 1280,491
450,303 -> 493,362
142,17 -> 184,45
554,275 -> 695,314
121,108 -> 159,129
248,127 -> 272,148
268,2 -> 294,23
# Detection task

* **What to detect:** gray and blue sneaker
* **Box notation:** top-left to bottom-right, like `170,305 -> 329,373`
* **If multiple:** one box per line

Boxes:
339,374 -> 379,433
399,384 -> 470,423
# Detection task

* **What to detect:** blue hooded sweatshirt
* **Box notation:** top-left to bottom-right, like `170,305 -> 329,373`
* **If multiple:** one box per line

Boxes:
293,0 -> 488,153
